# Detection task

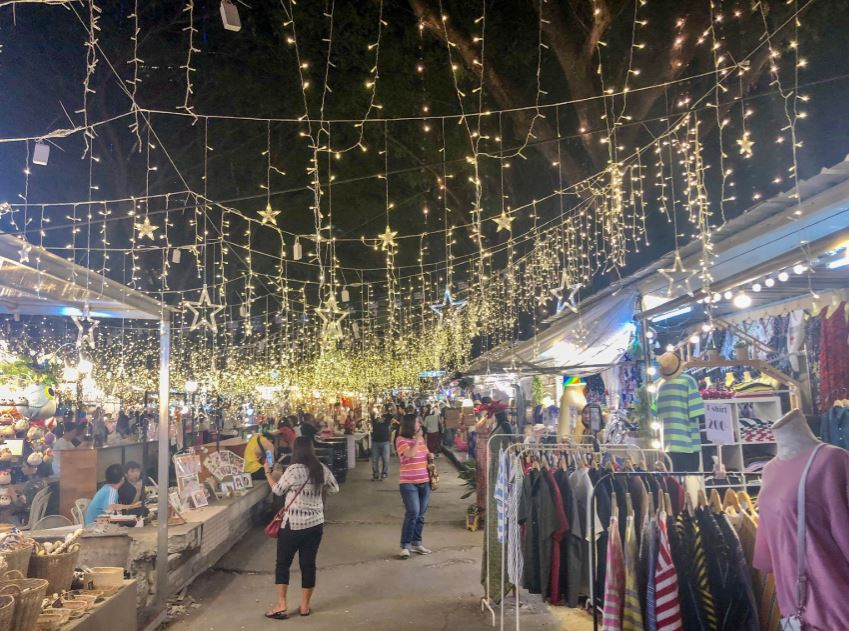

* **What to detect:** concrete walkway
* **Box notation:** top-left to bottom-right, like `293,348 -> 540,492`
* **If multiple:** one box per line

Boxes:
165,455 -> 590,631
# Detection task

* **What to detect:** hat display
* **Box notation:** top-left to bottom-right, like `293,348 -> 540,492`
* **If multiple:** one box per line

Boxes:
658,352 -> 683,379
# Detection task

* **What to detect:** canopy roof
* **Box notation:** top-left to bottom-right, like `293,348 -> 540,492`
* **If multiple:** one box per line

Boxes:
0,232 -> 167,320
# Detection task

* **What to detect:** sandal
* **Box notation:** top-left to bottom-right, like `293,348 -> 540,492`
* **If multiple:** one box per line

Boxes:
265,610 -> 289,620
299,609 -> 311,617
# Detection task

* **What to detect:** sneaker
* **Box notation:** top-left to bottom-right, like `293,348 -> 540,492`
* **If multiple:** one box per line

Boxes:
411,544 -> 432,555
399,548 -> 410,559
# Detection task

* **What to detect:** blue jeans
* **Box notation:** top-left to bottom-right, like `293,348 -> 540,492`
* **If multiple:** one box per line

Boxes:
371,441 -> 390,479
399,482 -> 430,549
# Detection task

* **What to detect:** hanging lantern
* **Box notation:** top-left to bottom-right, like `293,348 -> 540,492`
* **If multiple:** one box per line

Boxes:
293,237 -> 302,261
341,287 -> 350,303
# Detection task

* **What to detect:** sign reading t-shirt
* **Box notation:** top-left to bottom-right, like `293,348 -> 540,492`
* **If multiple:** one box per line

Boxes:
705,402 -> 734,445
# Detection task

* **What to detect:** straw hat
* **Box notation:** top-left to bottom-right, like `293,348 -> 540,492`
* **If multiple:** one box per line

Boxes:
658,352 -> 683,379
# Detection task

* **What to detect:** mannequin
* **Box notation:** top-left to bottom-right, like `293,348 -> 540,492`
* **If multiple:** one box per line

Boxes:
754,408 -> 849,630
655,352 -> 704,472
558,378 -> 586,443
772,407 -> 820,460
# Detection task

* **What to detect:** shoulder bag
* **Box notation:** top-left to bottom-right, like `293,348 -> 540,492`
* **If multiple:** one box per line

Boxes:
781,443 -> 826,631
265,478 -> 308,539
428,455 -> 440,491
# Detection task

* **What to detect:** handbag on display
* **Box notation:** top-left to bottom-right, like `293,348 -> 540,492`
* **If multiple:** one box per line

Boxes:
780,443 -> 826,631
427,456 -> 440,491
264,479 -> 308,538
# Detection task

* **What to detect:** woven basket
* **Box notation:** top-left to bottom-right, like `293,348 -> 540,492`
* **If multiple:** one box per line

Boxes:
28,548 -> 80,595
0,571 -> 48,631
0,546 -> 32,576
0,594 -> 15,631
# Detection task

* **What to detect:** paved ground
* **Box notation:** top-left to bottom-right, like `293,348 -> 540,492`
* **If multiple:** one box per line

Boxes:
165,454 -> 593,631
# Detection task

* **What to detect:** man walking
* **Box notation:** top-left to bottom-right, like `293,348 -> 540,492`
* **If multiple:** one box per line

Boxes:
370,408 -> 393,481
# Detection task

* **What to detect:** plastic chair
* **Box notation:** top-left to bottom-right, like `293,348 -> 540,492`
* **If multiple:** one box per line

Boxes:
71,498 -> 91,526
21,487 -> 51,530
32,515 -> 72,530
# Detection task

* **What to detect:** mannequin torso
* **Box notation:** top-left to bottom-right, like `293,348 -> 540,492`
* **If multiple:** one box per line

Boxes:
772,409 -> 820,460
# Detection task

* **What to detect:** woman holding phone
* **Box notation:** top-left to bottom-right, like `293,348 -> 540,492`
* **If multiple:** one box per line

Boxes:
394,413 -> 433,559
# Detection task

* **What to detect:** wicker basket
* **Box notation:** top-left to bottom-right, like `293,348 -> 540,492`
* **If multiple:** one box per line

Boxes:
0,571 -> 48,631
0,546 -> 32,576
28,548 -> 80,595
0,594 -> 15,631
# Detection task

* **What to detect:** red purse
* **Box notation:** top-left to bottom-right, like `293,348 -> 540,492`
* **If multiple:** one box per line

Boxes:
265,480 -> 308,538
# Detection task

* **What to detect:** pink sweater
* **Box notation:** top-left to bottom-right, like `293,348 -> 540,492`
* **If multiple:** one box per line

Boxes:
753,445 -> 849,630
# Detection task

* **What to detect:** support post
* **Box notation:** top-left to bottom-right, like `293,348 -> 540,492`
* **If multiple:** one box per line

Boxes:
156,317 -> 171,611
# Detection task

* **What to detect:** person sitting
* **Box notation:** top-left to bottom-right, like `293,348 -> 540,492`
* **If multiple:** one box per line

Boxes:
117,461 -> 149,517
85,464 -> 141,525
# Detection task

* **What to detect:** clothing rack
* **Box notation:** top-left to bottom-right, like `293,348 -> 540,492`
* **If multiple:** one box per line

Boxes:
587,469 -> 762,631
481,433 -> 661,629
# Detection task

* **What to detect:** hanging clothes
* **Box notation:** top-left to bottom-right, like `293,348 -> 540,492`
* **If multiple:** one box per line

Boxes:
621,514 -> 644,631
674,512 -> 716,631
554,467 -> 580,605
820,404 -> 849,450
643,516 -> 659,631
715,511 -> 759,631
518,468 -> 558,597
654,512 -> 683,631
481,425 -> 513,602
601,513 -> 625,631
818,302 -> 849,412
506,462 -> 524,587
544,468 -> 569,604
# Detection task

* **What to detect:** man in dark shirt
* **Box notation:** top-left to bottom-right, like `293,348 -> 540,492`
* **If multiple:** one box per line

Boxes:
370,411 -> 393,481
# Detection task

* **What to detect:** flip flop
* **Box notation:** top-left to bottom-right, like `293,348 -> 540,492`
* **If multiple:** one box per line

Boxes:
299,610 -> 311,617
265,610 -> 289,620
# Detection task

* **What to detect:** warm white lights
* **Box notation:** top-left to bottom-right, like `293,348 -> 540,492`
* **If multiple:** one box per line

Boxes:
778,271 -> 790,282
733,293 -> 752,309
62,366 -> 79,382
765,278 -> 776,287
793,264 -> 806,275
723,291 -> 733,300
752,282 -> 762,292
76,358 -> 93,374
185,380 -> 199,394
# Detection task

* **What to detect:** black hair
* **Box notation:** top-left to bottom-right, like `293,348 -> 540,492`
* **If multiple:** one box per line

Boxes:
292,436 -> 324,492
105,463 -> 124,485
116,412 -> 131,436
124,461 -> 141,473
399,413 -> 418,439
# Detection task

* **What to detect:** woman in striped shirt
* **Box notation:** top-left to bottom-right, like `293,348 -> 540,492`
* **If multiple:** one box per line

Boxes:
395,413 -> 433,559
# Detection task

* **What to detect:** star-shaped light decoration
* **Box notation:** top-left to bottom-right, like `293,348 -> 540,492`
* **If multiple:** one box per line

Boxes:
377,225 -> 398,251
71,307 -> 99,349
19,242 -> 32,264
492,210 -> 515,233
658,251 -> 697,297
550,271 -> 583,314
135,216 -> 158,240
184,284 -> 224,333
315,294 -> 349,342
736,131 -> 754,158
430,284 -> 467,321
259,202 -> 280,226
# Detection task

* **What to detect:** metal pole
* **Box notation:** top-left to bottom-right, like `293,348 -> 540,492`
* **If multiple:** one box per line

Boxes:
156,318 -> 170,612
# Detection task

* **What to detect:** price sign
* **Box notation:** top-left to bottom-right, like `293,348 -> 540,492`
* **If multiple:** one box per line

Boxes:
704,402 -> 734,445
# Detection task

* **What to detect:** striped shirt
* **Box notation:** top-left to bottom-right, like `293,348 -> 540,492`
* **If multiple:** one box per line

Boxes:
602,515 -> 625,631
654,512 -> 683,631
395,436 -> 430,484
272,463 -> 339,530
657,374 -> 704,453
622,515 -> 644,631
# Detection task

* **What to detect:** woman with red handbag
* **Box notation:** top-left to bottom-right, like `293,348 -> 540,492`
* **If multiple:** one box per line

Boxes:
263,436 -> 339,620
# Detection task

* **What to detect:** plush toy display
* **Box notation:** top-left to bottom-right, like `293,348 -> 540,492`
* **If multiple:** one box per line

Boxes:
16,385 -> 56,421
0,470 -> 11,486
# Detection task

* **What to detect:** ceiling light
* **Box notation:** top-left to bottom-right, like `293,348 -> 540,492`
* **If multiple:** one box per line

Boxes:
793,264 -> 807,274
689,334 -> 700,344
723,291 -> 733,300
765,278 -> 775,287
752,283 -> 762,292
778,271 -> 790,282
733,293 -> 752,309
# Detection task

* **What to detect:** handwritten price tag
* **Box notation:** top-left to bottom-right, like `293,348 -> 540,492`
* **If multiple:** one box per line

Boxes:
705,402 -> 734,445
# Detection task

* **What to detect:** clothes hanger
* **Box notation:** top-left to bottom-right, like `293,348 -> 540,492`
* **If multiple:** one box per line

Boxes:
625,492 -> 634,518
709,488 -> 723,513
697,488 -> 708,510
664,492 -> 673,517
611,492 -> 619,520
723,488 -> 741,512
684,490 -> 696,518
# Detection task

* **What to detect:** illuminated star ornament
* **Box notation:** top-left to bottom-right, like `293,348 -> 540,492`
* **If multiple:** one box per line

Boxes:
135,216 -> 158,240
492,210 -> 515,233
185,284 -> 224,333
18,242 -> 32,264
430,284 -> 466,321
377,225 -> 398,251
259,202 -> 280,226
737,131 -> 754,158
550,271 -> 583,314
658,251 -> 697,297
315,294 -> 349,342
72,307 -> 99,349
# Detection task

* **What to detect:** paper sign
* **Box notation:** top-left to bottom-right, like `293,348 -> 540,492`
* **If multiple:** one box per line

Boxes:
705,402 -> 734,445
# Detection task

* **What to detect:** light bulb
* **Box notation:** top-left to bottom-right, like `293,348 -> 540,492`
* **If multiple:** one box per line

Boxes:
646,330 -> 655,340
647,384 -> 657,394
689,335 -> 700,344
701,323 -> 713,333
712,292 -> 721,302
723,291 -> 733,300
793,264 -> 806,275
752,283 -> 762,292
647,366 -> 657,376
733,293 -> 752,309
778,271 -> 789,282
650,421 -> 661,432
765,278 -> 775,288
665,344 -> 675,352
651,439 -> 662,449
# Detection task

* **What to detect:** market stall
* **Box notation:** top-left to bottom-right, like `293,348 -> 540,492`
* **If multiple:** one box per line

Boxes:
0,232 -> 172,629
